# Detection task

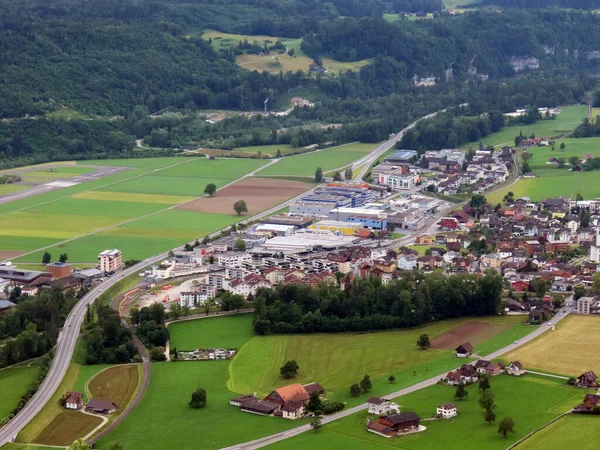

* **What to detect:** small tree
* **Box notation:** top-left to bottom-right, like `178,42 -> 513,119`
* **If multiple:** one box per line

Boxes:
42,251 -> 51,264
307,391 -> 322,412
233,200 -> 248,216
333,171 -> 342,181
388,375 -> 396,384
59,253 -> 68,263
189,388 -> 207,408
350,383 -> 362,397
310,415 -> 323,432
498,417 -> 515,438
455,384 -> 468,401
478,390 -> 496,412
484,408 -> 497,425
479,375 -> 491,391
280,360 -> 299,379
315,167 -> 323,182
417,333 -> 431,350
204,183 -> 217,197
560,142 -> 566,151
360,374 -> 372,392
344,166 -> 353,180
234,238 -> 247,252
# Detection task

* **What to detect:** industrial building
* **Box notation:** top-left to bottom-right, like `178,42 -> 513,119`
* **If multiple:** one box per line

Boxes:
384,150 -> 419,164
309,220 -> 363,236
328,207 -> 385,222
46,262 -> 73,279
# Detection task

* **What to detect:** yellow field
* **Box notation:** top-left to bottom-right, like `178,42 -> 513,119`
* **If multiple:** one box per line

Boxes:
88,365 -> 140,410
73,191 -> 195,204
504,315 -> 600,376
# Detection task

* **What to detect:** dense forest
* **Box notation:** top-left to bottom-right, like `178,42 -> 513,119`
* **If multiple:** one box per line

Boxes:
81,305 -> 137,364
252,270 -> 504,334
481,0 -> 600,9
0,288 -> 78,368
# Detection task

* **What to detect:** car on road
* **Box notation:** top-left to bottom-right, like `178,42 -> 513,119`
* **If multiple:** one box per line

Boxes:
513,340 -> 518,344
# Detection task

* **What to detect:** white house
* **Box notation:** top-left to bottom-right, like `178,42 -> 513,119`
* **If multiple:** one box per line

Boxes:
367,397 -> 390,415
397,254 -> 418,270
436,403 -> 457,419
282,401 -> 305,420
507,361 -> 526,376
179,284 -> 216,308
567,220 -> 579,235
65,391 -> 83,410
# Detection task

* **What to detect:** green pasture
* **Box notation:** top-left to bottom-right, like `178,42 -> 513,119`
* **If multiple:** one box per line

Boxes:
486,136 -> 600,204
45,108 -> 91,120
460,105 -> 587,149
383,13 -> 401,22
267,374 -> 585,450
169,314 -> 254,350
228,316 -> 528,403
258,143 -> 377,177
233,144 -> 294,155
78,157 -> 191,169
0,184 -> 28,195
0,366 -> 41,420
516,415 -> 600,450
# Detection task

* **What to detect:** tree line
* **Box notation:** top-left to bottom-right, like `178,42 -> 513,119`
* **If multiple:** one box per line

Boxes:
252,271 -> 504,335
81,305 -> 137,364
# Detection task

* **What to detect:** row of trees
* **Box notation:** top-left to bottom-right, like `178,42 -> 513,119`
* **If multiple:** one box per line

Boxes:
252,271 -> 504,335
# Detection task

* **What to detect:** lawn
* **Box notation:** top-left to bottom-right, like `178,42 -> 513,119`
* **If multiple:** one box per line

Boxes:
227,316 -> 530,402
504,315 -> 600,377
516,414 -> 600,450
266,374 -> 585,450
0,366 -> 41,420
460,105 -> 588,149
486,136 -> 600,204
88,364 -> 141,410
168,313 -> 255,350
258,143 -> 378,177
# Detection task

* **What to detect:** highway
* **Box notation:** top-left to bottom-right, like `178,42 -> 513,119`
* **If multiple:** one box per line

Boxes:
0,105 -> 467,446
222,302 -> 575,450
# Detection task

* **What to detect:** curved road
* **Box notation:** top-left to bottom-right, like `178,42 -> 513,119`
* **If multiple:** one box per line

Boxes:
0,105 -> 470,446
222,303 -> 574,450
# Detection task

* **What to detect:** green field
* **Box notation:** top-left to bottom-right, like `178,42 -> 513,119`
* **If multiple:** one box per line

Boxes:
486,136 -> 600,204
233,144 -> 294,155
0,157 -> 268,262
169,313 -> 254,350
460,105 -> 588,150
0,184 -> 28,195
258,143 -> 377,177
228,316 -> 532,403
0,366 -> 41,420
516,415 -> 600,450
266,374 -> 585,450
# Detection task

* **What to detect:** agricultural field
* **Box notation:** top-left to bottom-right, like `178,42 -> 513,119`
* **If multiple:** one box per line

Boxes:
228,315 -> 532,404
503,315 -> 600,377
33,411 -> 103,446
202,30 -> 370,74
460,105 -> 588,150
0,157 -> 276,263
97,314 -> 536,450
0,365 -> 41,420
486,136 -> 600,204
0,184 -> 28,195
266,374 -> 585,450
258,142 -> 378,177
169,313 -> 254,350
88,364 -> 141,410
516,414 -> 600,450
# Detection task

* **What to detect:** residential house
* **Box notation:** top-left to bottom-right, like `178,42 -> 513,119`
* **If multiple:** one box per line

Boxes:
446,371 -> 462,385
229,274 -> 271,298
367,411 -> 421,437
574,393 -> 600,413
282,401 -> 305,420
397,253 -> 418,270
415,235 -> 434,245
576,371 -> 598,388
65,391 -> 83,410
264,383 -> 310,406
455,342 -> 473,358
368,397 -> 391,415
507,361 -> 526,376
474,360 -> 503,376
264,267 -> 285,285
457,364 -> 478,383
436,403 -> 457,419
577,296 -> 596,315
86,399 -> 117,414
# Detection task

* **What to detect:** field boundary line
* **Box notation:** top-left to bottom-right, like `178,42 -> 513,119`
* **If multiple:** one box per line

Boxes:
0,158 -> 196,217
4,160 -> 275,262
526,370 -> 569,380
506,410 -> 571,449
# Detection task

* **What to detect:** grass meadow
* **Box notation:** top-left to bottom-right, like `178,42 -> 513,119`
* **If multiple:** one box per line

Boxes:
516,415 -> 600,450
258,142 -> 378,177
97,314 -> 539,450
486,136 -> 600,204
266,374 -> 586,450
504,315 -> 600,377
0,365 -> 41,420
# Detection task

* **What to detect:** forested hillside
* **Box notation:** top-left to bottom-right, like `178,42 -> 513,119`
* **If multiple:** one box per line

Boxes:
482,0 -> 600,8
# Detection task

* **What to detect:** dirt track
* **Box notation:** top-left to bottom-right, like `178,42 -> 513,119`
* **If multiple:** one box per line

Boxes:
430,322 -> 505,349
176,177 -> 310,215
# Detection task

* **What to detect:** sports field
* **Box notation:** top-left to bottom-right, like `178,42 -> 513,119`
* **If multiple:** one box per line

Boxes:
504,315 -> 600,377
228,316 -> 532,402
266,374 -> 585,450
516,415 -> 599,450
169,313 -> 254,350
0,157 -> 273,263
486,136 -> 600,204
460,105 -> 587,150
0,365 -> 41,420
258,143 -> 378,177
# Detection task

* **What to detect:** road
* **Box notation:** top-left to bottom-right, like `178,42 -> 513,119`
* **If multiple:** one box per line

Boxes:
222,303 -> 574,450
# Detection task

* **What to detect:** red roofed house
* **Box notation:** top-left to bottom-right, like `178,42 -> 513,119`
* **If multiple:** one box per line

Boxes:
576,371 -> 598,388
65,391 -> 83,410
367,411 -> 421,437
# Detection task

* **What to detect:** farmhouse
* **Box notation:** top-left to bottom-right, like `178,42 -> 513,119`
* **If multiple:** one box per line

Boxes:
367,411 -> 422,437
240,398 -> 280,416
302,382 -> 325,397
446,371 -> 462,385
457,364 -> 478,383
368,397 -> 390,415
474,359 -> 502,376
86,399 -> 117,414
436,403 -> 457,419
64,391 -> 83,410
576,371 -> 598,388
574,393 -> 600,413
455,342 -> 473,358
507,361 -> 526,376
233,382 -> 320,420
